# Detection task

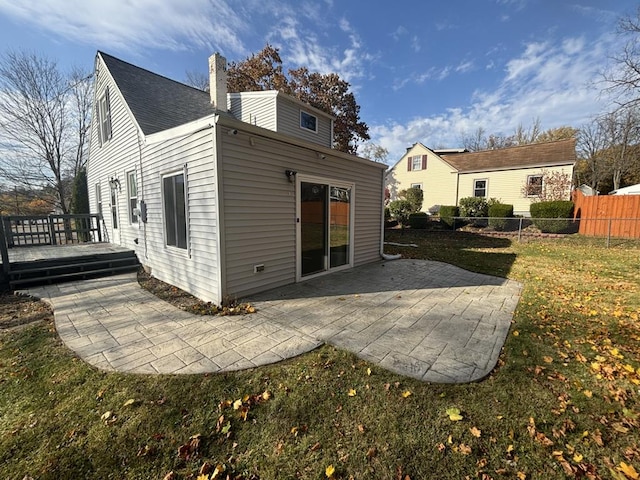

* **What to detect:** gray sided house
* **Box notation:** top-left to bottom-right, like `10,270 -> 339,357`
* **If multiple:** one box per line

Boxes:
87,51 -> 386,304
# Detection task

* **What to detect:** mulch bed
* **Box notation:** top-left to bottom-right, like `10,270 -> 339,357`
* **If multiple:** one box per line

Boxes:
0,293 -> 53,331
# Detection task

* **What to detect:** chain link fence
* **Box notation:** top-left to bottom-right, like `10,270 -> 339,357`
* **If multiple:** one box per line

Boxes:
439,216 -> 640,246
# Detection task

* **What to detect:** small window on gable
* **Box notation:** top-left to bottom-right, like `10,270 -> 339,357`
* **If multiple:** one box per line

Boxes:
526,175 -> 543,197
300,110 -> 318,133
127,171 -> 138,224
98,87 -> 112,145
407,155 -> 427,171
474,179 -> 487,197
410,183 -> 422,189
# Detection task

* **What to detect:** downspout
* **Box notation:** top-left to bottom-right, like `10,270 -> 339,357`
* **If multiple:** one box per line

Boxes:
380,167 -> 401,261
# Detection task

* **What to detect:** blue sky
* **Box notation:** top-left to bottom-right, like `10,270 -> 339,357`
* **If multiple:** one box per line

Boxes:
0,0 -> 637,162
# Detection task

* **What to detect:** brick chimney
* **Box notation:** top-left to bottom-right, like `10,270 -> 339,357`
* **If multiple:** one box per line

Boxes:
209,53 -> 227,111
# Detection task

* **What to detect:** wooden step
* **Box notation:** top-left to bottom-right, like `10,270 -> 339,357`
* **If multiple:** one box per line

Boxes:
8,249 -> 139,289
10,263 -> 139,288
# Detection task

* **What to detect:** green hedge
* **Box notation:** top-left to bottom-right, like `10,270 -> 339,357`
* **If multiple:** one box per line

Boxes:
530,201 -> 574,233
459,197 -> 488,217
488,203 -> 513,231
439,205 -> 459,229
408,212 -> 429,229
388,200 -> 414,227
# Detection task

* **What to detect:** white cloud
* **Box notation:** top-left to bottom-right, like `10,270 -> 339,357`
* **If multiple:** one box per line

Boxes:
371,33 -> 622,162
270,13 -> 373,84
0,0 -> 249,55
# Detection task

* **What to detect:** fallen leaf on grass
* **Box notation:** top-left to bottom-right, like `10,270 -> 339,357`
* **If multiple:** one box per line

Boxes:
470,427 -> 481,438
618,461 -> 640,479
446,407 -> 463,421
458,443 -> 472,455
543,356 -> 554,363
402,390 -> 412,398
177,434 -> 202,460
123,398 -> 136,407
325,464 -> 335,478
348,389 -> 357,397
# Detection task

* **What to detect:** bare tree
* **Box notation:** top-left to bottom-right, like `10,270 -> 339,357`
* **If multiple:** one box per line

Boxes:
359,143 -> 389,163
0,50 -> 92,214
513,118 -> 542,144
599,106 -> 640,190
603,7 -> 640,107
460,127 -> 487,151
576,120 -> 609,189
185,70 -> 209,92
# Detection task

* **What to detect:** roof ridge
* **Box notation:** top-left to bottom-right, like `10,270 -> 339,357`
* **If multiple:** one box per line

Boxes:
444,137 -> 575,157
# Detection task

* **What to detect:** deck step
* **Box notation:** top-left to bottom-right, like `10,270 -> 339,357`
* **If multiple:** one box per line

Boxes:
8,250 -> 139,289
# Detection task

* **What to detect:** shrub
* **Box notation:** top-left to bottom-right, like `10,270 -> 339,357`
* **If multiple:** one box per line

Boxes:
384,207 -> 390,220
530,200 -> 574,233
439,205 -> 459,229
488,203 -> 514,231
458,197 -> 489,218
402,187 -> 424,213
408,212 -> 429,229
388,200 -> 414,227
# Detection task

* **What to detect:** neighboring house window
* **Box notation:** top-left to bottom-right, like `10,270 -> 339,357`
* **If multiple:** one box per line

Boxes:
95,183 -> 102,217
300,111 -> 318,133
474,179 -> 487,197
410,183 -> 422,189
127,171 -> 138,224
407,155 -> 427,171
97,87 -> 112,145
163,172 -> 187,249
526,174 -> 543,196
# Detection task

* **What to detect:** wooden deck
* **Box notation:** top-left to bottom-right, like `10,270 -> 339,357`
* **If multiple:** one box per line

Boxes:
7,242 -> 132,263
2,243 -> 139,290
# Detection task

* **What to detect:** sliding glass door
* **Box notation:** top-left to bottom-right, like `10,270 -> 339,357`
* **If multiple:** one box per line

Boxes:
300,179 -> 352,278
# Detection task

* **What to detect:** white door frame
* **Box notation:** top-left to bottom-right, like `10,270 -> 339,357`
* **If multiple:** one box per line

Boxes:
296,174 -> 355,282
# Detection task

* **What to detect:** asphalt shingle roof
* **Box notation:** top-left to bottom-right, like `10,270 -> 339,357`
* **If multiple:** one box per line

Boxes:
99,51 -> 216,135
441,138 -> 577,173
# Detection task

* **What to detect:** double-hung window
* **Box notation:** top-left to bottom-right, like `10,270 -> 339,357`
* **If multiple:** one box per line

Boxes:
127,171 -> 138,224
163,172 -> 187,249
526,175 -> 543,196
97,87 -> 112,145
408,155 -> 426,171
473,179 -> 487,197
95,184 -> 102,217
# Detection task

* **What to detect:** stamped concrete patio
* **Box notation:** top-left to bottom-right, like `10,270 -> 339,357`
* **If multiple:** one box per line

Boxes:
26,259 -> 522,383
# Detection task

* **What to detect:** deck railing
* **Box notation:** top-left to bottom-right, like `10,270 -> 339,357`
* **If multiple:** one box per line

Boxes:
1,214 -> 103,248
0,214 -> 105,284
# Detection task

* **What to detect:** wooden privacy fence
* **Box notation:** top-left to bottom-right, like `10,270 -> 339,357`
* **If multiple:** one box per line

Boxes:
572,190 -> 640,239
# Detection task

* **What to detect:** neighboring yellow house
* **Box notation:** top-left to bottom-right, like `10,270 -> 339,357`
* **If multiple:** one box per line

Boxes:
386,138 -> 577,216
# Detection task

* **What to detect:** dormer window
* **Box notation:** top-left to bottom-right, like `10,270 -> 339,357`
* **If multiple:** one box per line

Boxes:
300,110 -> 318,133
97,86 -> 112,145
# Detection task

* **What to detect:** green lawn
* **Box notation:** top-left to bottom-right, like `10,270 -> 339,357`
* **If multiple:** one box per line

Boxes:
1,232 -> 639,479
